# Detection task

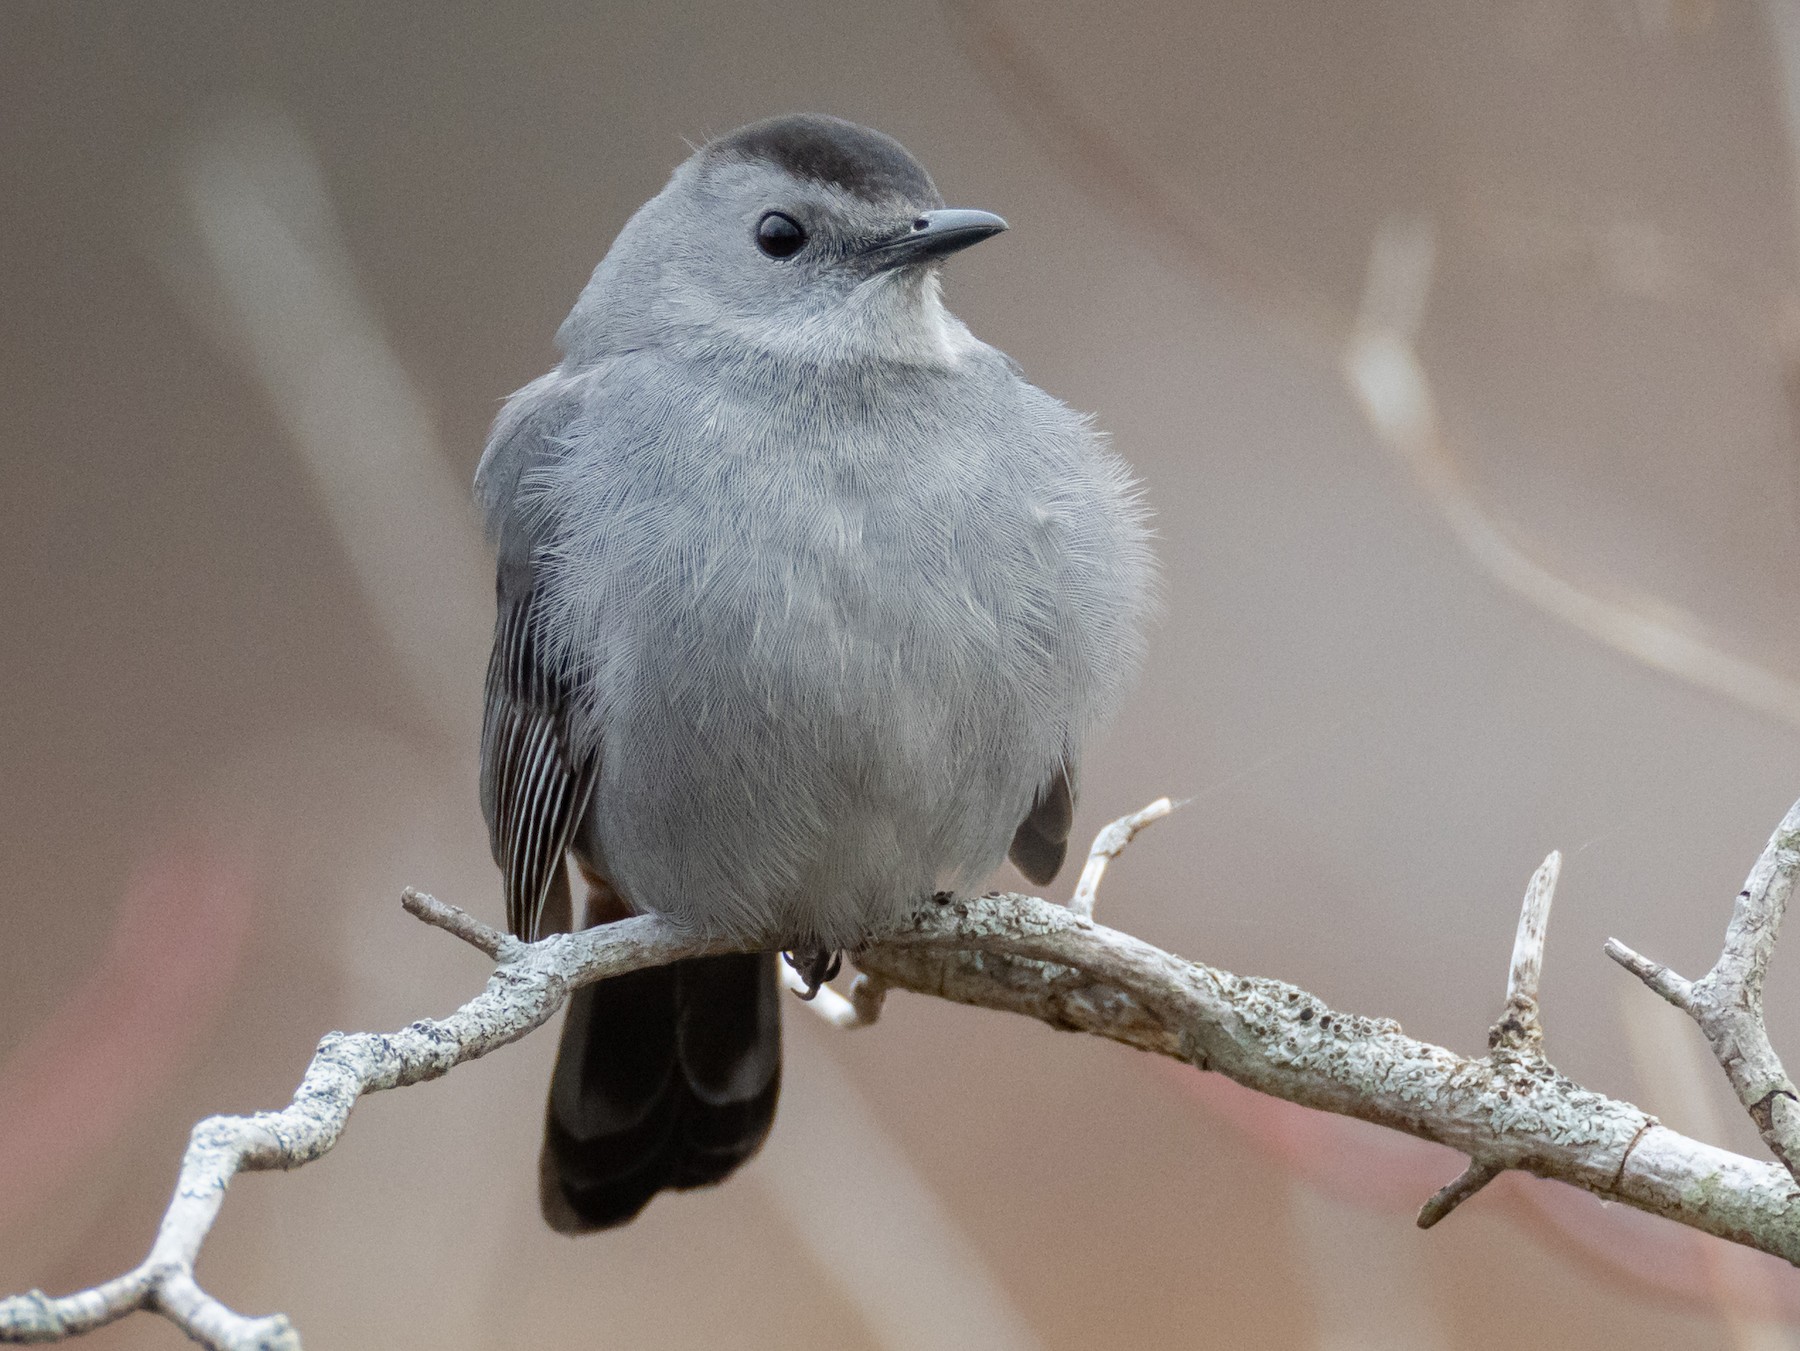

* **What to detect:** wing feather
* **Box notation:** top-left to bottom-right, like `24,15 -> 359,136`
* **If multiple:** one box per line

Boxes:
480,581 -> 599,940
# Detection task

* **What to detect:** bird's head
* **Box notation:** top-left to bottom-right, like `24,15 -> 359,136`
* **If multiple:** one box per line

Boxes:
559,114 -> 1007,366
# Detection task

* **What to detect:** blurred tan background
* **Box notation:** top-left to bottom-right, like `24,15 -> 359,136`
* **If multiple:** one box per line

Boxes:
8,1 -> 1800,1346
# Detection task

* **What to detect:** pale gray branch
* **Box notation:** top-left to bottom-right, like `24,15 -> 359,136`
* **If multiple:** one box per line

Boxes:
0,906 -> 726,1349
1607,798 -> 1800,1182
858,890 -> 1794,1261
10,801 -> 1800,1347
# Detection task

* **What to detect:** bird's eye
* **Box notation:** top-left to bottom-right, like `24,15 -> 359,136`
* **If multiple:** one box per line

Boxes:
756,211 -> 807,259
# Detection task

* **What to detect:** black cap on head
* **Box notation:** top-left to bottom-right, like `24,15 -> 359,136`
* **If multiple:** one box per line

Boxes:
705,114 -> 942,207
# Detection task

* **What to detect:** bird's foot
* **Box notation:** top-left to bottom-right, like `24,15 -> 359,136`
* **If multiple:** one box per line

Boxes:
782,948 -> 842,1000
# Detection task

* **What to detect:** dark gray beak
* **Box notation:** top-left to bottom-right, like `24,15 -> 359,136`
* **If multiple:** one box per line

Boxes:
866,208 -> 1008,270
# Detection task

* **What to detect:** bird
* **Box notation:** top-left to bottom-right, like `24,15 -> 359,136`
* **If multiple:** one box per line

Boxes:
475,113 -> 1153,1232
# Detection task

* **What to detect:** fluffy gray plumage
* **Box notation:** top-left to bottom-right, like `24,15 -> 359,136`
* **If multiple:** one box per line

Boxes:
479,113 -> 1154,1233
478,114 -> 1154,950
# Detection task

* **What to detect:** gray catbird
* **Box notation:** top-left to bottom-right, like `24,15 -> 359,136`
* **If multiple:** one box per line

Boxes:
476,113 -> 1153,1231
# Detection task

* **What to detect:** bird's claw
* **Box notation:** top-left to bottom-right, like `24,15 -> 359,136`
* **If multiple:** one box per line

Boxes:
783,948 -> 843,1000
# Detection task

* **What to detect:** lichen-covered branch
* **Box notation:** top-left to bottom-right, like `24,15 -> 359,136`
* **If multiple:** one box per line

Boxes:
856,888 -> 1800,1262
8,803 -> 1800,1348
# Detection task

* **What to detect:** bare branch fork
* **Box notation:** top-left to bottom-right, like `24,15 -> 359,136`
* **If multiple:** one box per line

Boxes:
8,801 -> 1800,1348
1606,800 -> 1800,1180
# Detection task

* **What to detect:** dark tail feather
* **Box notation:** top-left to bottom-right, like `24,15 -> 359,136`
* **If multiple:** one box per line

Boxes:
1009,765 -> 1075,886
540,951 -> 781,1232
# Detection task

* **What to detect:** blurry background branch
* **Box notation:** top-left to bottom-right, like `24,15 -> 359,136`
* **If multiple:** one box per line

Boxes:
945,0 -> 1800,734
7,796 -> 1800,1349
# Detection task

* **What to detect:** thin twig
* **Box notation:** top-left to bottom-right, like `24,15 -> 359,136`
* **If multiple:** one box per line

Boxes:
1417,1161 -> 1501,1230
1602,940 -> 1696,1007
401,887 -> 516,960
1492,851 -> 1562,1051
1068,797 -> 1176,919
1417,850 -> 1561,1227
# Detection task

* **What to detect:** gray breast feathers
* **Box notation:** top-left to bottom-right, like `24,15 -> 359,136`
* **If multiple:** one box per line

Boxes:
479,345 -> 1152,943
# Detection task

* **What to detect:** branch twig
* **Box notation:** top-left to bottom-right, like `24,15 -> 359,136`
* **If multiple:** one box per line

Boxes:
1493,850 -> 1561,1053
1607,800 -> 1800,1181
1416,1161 -> 1501,1231
1413,850 -> 1562,1228
402,887 -> 514,959
1068,797 -> 1176,919
10,803 -> 1800,1348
